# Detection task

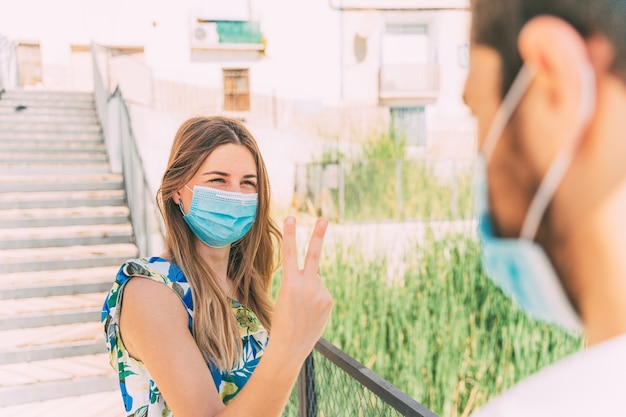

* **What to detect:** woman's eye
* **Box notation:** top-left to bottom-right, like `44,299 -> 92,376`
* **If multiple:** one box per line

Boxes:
209,178 -> 226,184
243,181 -> 257,188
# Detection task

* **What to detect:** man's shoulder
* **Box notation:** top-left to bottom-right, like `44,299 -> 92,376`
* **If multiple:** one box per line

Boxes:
471,334 -> 626,417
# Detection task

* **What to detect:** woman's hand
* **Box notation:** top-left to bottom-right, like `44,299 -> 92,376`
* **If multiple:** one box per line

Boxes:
269,216 -> 334,365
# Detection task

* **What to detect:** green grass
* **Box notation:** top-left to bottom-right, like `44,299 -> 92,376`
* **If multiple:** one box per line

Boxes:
297,133 -> 475,223
340,159 -> 475,222
273,229 -> 583,417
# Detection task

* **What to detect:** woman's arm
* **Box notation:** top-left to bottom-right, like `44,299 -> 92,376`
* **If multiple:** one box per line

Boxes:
120,276 -> 225,416
120,216 -> 333,417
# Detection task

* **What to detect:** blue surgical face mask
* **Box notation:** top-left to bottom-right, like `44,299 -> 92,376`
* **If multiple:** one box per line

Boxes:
180,185 -> 258,248
475,63 -> 595,333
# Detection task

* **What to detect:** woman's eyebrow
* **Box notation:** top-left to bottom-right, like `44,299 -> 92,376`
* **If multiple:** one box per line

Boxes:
202,171 -> 229,176
201,171 -> 257,178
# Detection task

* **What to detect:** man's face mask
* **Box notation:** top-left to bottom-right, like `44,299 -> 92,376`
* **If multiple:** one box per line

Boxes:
475,62 -> 595,333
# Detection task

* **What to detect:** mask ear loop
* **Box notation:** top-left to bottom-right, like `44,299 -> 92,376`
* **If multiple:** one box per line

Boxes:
481,64 -> 537,162
520,63 -> 597,239
178,184 -> 194,216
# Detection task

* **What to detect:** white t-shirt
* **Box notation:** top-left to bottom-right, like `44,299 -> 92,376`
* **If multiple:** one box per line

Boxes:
470,333 -> 626,417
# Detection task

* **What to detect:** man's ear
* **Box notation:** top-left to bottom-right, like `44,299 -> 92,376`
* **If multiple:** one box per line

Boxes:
518,16 -> 596,125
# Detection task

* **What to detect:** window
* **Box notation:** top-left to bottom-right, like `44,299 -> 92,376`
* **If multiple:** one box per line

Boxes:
17,42 -> 42,87
390,106 -> 426,147
382,23 -> 429,65
223,68 -> 250,112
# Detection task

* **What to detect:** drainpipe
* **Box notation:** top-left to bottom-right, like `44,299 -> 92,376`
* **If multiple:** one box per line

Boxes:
338,0 -> 344,102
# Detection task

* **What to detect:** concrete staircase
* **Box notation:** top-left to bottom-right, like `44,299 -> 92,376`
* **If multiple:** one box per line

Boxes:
0,90 -> 137,416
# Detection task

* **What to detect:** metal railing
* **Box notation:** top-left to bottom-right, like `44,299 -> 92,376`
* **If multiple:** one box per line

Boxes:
0,35 -> 19,95
90,43 -> 438,417
288,339 -> 438,417
91,43 -> 163,257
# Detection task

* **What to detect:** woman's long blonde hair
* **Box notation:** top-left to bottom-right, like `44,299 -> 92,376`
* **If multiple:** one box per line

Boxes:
157,116 -> 281,370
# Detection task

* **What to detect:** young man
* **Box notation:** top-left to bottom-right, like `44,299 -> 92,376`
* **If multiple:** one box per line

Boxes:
463,1 -> 626,415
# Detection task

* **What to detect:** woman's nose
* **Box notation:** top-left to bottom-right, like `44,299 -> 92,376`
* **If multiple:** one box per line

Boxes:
225,182 -> 242,193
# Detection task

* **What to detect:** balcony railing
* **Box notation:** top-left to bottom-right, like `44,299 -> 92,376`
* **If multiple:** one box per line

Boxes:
191,19 -> 264,52
379,64 -> 440,101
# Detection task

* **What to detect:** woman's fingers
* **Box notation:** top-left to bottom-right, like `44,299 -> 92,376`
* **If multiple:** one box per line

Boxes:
304,218 -> 328,275
281,216 -> 298,276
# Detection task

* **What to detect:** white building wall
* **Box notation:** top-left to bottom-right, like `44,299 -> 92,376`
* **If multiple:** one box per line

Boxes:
0,0 -> 475,157
0,0 -> 157,89
427,10 -> 475,156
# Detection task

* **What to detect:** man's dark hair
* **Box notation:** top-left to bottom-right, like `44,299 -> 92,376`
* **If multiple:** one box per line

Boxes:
471,0 -> 626,97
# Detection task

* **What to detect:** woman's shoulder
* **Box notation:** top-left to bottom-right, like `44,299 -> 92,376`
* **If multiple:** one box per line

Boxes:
103,256 -> 193,325
116,256 -> 187,286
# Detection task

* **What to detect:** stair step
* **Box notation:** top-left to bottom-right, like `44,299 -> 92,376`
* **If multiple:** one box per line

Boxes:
0,322 -> 105,364
0,206 -> 129,228
0,292 -> 105,317
0,265 -> 119,299
0,178 -> 122,196
0,114 -> 99,124
0,224 -> 134,249
0,130 -> 102,140
0,139 -> 105,153
0,151 -> 107,164
1,90 -> 94,101
0,151 -> 107,163
0,140 -> 105,153
0,162 -> 111,176
0,189 -> 125,210
0,122 -> 101,132
0,354 -> 117,407
0,308 -> 101,331
0,390 -> 125,417
0,99 -> 95,110
0,106 -> 97,117
0,243 -> 139,273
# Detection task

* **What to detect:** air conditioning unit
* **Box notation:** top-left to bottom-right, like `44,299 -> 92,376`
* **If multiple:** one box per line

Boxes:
190,19 -> 219,48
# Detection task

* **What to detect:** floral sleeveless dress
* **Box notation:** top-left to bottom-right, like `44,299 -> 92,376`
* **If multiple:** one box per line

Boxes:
101,257 -> 269,417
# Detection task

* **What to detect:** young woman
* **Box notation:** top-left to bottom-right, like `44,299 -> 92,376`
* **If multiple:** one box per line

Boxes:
102,116 -> 332,417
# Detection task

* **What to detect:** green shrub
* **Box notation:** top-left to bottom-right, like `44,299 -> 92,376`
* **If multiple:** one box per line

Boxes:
273,231 -> 583,416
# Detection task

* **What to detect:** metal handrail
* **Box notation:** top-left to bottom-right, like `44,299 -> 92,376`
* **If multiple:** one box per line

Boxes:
318,338 -> 435,416
91,43 -> 164,256
297,338 -> 438,417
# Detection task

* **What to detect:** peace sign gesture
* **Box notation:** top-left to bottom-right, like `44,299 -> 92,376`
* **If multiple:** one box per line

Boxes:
269,216 -> 334,364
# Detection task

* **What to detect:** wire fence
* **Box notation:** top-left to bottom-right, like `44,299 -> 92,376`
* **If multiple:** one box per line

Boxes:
284,339 -> 439,417
295,158 -> 475,223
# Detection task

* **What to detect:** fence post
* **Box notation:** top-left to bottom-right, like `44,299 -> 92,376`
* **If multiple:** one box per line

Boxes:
338,160 -> 345,223
297,353 -> 317,417
396,159 -> 403,220
451,160 -> 457,219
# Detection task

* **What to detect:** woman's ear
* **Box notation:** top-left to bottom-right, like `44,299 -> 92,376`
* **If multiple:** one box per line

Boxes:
172,191 -> 182,205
